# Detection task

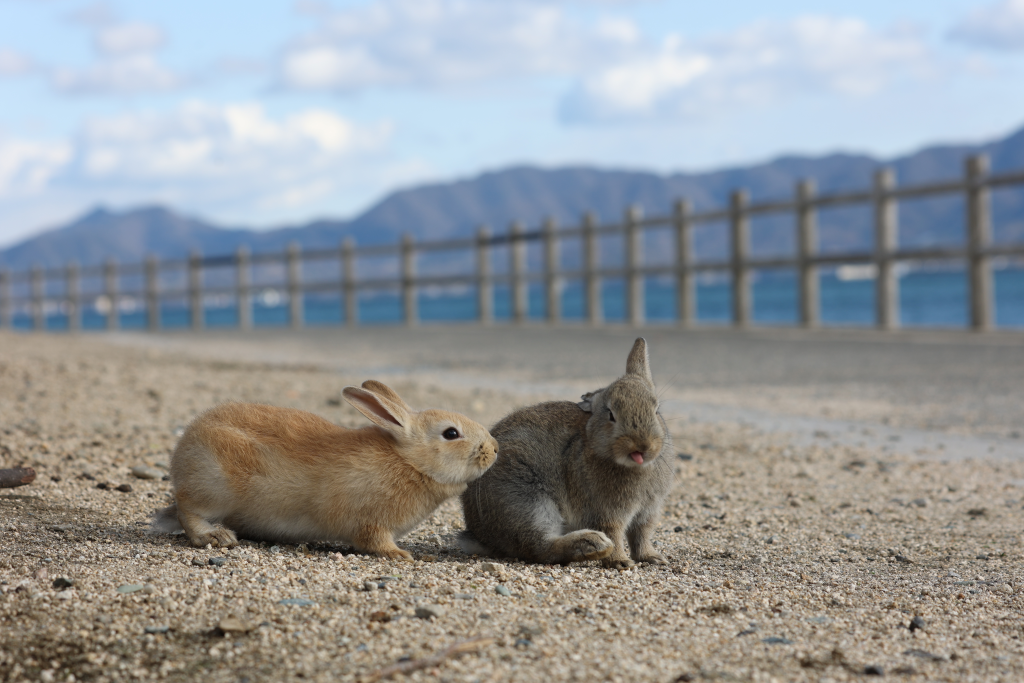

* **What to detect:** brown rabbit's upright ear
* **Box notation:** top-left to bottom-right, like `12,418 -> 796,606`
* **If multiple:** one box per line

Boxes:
360,380 -> 412,412
625,337 -> 654,385
342,386 -> 410,434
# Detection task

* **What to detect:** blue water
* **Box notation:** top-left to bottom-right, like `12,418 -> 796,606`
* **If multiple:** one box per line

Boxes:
11,268 -> 1024,331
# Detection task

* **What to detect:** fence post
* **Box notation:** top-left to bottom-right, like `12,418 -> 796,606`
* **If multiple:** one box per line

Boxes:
477,227 -> 493,324
511,221 -> 528,323
401,234 -> 417,326
583,212 -> 602,326
189,250 -> 203,330
625,205 -> 644,326
674,200 -> 694,327
145,256 -> 160,331
104,259 -> 119,330
342,237 -> 357,325
967,154 -> 993,331
0,269 -> 9,329
730,191 -> 751,327
287,242 -> 303,329
874,168 -> 899,330
543,217 -> 561,323
797,180 -> 819,328
236,247 -> 251,330
31,266 -> 44,331
66,262 -> 80,332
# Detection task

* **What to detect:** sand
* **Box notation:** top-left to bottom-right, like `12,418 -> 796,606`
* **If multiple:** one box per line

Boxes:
2,326 -> 1024,683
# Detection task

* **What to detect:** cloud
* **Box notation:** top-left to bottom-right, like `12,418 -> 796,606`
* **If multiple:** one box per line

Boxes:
52,53 -> 181,93
949,0 -> 1024,50
278,0 -> 640,91
562,16 -> 936,122
94,22 -> 165,56
0,136 -> 73,197
0,47 -> 34,76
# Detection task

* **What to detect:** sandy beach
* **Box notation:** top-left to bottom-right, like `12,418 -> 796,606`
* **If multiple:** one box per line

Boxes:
2,325 -> 1024,683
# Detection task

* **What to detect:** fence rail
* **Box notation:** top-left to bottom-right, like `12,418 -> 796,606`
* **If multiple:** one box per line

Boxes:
2,154 -> 1023,332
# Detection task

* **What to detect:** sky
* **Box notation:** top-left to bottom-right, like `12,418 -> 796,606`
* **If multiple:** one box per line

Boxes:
1,0 -> 1024,247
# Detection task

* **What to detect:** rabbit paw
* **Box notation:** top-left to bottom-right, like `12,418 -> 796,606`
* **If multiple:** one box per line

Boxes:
190,526 -> 238,549
377,548 -> 414,562
601,556 -> 636,570
635,552 -> 669,565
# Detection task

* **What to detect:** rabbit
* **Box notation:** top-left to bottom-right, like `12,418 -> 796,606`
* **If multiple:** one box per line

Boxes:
460,338 -> 673,569
150,380 -> 498,560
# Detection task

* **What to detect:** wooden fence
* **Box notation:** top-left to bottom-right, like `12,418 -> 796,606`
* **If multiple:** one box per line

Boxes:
1,154 -> 1023,333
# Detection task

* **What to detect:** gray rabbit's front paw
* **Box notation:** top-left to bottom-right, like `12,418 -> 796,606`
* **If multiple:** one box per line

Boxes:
601,556 -> 635,570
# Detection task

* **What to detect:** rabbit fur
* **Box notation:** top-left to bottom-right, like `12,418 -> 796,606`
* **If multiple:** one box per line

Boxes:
460,338 -> 672,569
151,380 -> 498,560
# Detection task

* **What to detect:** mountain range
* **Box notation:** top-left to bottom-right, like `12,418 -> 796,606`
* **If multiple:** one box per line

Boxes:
2,123 -> 1023,271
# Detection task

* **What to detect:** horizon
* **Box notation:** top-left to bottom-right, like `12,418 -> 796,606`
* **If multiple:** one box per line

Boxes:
2,1 -> 1024,248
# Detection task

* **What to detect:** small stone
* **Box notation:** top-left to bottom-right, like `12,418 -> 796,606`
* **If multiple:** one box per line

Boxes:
116,483 -> 133,493
761,637 -> 793,645
415,604 -> 445,620
967,508 -> 987,517
895,555 -> 912,564
217,615 -> 254,633
368,610 -> 391,623
495,585 -> 512,596
909,616 -> 926,632
131,465 -> 164,480
269,545 -> 282,554
144,625 -> 169,634
864,665 -> 884,676
911,498 -> 929,508
96,482 -> 110,490
518,624 -> 544,636
674,526 -> 683,533
480,562 -> 501,574
999,584 -> 1014,594
191,557 -> 206,567
52,577 -> 74,589
142,584 -> 157,594
514,638 -> 532,648
153,461 -> 170,469
677,453 -> 694,461
278,598 -> 315,606
454,593 -> 475,600
55,589 -> 74,600
117,584 -> 145,594
363,581 -> 378,592
33,568 -> 48,580
209,557 -> 228,567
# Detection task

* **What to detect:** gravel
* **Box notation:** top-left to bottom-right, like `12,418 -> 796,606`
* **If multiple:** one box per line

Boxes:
2,329 -> 1024,682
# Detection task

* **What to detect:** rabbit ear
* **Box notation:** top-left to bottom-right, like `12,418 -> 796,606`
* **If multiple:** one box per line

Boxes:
342,386 -> 410,434
577,390 -> 600,412
360,380 -> 412,412
625,337 -> 654,385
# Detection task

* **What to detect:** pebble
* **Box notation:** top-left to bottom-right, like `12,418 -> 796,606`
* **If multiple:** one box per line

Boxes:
278,598 -> 315,607
762,637 -> 794,645
52,577 -> 74,589
116,484 -> 133,493
209,557 -> 228,567
144,625 -> 170,634
55,590 -> 74,601
363,581 -> 378,592
495,585 -> 512,596
480,562 -> 501,574
117,584 -> 145,594
909,616 -> 926,632
414,605 -> 445,620
142,584 -> 157,594
864,665 -> 884,676
130,465 -> 164,480
191,557 -> 207,567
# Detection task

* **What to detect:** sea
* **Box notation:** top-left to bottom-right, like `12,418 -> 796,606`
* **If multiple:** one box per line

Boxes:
9,265 -> 1024,331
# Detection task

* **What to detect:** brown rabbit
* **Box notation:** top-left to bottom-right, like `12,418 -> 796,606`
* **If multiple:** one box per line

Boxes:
150,380 -> 498,560
460,338 -> 672,569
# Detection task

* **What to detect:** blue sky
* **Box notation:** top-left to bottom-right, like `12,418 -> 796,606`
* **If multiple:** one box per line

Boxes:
1,0 -> 1024,247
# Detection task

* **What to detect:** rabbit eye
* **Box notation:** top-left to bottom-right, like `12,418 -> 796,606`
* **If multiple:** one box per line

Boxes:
442,427 -> 460,440
608,410 -> 616,423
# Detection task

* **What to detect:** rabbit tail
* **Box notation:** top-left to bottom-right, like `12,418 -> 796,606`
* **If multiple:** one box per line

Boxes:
457,530 -> 492,556
149,503 -> 183,535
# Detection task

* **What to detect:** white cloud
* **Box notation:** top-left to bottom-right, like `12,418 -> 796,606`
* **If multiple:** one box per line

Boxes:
0,47 -> 34,76
95,22 -> 165,56
949,0 -> 1024,50
562,16 -> 936,122
52,53 -> 181,93
279,0 -> 640,91
0,136 -> 73,197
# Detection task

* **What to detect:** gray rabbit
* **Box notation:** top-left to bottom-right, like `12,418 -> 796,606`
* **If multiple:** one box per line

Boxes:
460,338 -> 673,568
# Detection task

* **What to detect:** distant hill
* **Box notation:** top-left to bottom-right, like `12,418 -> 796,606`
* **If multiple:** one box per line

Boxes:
2,124 -> 1023,271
